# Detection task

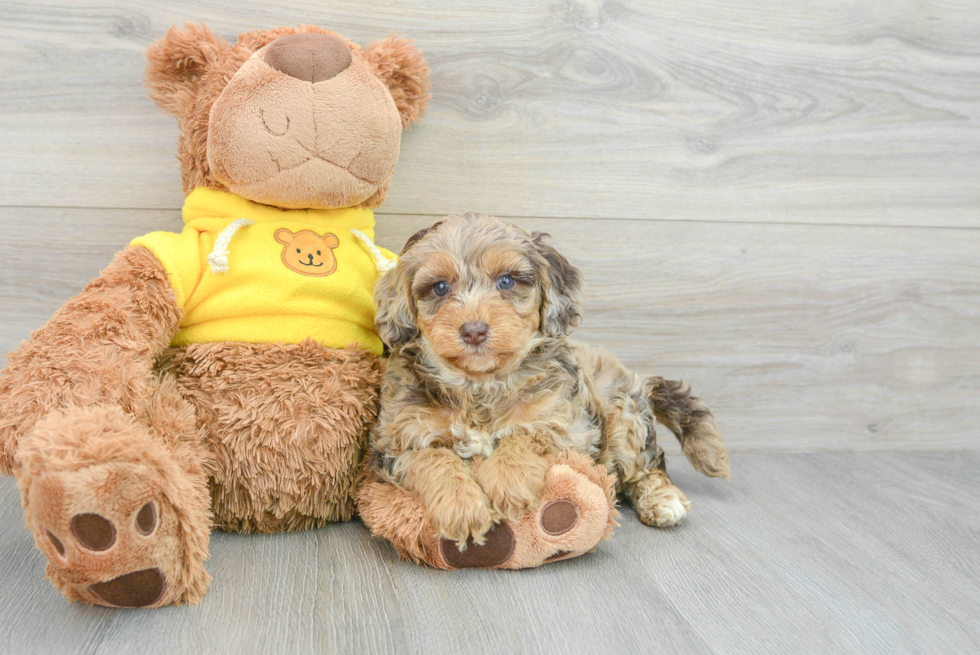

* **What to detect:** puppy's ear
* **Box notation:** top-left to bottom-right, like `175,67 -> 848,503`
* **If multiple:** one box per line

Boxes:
362,34 -> 431,127
374,260 -> 418,348
532,233 -> 583,337
145,23 -> 229,118
400,222 -> 441,254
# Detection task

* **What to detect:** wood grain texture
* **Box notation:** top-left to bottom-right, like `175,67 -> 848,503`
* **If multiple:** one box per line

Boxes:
1,2 -> 978,653
612,450 -> 980,654
0,452 -> 977,654
2,207 -> 977,451
0,1 -> 978,225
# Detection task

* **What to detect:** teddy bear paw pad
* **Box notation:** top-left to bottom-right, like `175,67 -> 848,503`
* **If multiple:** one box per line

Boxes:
25,464 -> 183,607
539,499 -> 580,536
497,462 -> 614,569
71,513 -> 117,551
89,568 -> 166,607
439,521 -> 516,568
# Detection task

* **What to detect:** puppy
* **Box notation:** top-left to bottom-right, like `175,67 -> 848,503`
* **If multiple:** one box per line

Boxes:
367,214 -> 730,547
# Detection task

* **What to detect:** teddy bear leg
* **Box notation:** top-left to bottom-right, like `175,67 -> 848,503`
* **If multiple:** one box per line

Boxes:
162,341 -> 382,533
17,388 -> 212,607
357,451 -> 619,569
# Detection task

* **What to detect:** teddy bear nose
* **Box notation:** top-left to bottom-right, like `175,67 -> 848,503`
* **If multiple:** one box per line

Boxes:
262,32 -> 353,84
459,321 -> 489,345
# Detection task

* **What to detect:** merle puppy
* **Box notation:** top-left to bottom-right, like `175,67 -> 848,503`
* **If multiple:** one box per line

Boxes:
367,213 -> 730,547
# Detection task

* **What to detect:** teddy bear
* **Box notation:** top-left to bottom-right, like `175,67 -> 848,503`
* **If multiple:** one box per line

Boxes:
0,22 -> 620,607
0,22 -> 428,608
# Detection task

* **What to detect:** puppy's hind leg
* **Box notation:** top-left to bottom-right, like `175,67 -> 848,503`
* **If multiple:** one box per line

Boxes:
624,466 -> 691,528
575,344 -> 694,528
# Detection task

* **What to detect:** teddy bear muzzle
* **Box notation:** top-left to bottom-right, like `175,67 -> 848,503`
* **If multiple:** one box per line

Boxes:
206,33 -> 403,210
262,32 -> 353,84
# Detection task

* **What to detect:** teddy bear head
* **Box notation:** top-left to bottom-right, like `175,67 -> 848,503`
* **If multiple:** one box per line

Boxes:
145,24 -> 430,210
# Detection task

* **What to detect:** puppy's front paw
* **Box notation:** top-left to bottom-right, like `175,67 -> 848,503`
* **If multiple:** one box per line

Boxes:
474,453 -> 549,522
428,482 -> 494,549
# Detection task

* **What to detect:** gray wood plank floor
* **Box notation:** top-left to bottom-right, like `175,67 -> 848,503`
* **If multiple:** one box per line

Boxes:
0,451 -> 976,654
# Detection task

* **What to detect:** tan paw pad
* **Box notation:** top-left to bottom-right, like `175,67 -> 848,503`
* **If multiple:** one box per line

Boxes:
498,462 -> 614,569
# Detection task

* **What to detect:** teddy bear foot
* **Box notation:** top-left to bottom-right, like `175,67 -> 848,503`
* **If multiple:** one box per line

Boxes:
433,499 -> 587,568
17,406 -> 212,607
28,464 -> 184,607
435,451 -> 619,569
357,451 -> 619,570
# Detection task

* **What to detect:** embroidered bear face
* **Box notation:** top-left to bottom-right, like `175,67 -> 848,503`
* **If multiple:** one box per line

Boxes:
274,229 -> 340,277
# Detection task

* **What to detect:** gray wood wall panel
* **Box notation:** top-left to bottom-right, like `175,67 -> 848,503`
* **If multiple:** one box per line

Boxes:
0,1 -> 977,225
1,207 -> 977,451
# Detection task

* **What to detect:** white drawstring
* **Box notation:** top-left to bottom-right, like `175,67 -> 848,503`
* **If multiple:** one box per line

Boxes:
207,218 -> 254,274
350,228 -> 397,275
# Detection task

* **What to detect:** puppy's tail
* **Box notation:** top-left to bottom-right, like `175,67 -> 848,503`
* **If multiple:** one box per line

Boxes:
645,377 -> 730,480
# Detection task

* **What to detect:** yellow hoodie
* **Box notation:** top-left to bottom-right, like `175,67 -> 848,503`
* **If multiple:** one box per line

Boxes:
131,187 -> 395,355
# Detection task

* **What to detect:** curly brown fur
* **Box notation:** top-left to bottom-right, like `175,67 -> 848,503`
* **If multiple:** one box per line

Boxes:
390,447 -> 494,546
472,433 -> 551,522
356,449 -> 619,569
646,377 -> 730,480
367,214 -> 729,542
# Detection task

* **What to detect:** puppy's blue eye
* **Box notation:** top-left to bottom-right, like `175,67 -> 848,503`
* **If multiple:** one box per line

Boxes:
496,275 -> 515,290
433,281 -> 450,297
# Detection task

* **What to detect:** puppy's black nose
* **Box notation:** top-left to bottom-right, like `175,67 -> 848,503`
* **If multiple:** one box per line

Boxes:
460,321 -> 489,345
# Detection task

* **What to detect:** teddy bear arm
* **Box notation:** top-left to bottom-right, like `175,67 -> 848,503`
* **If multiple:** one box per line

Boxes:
0,246 -> 182,474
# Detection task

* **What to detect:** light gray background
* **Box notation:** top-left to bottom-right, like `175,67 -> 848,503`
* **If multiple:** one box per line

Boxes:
0,2 -> 977,652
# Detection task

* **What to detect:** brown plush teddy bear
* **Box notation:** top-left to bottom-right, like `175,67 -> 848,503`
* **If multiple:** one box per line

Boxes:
0,23 -> 619,608
0,23 -> 429,608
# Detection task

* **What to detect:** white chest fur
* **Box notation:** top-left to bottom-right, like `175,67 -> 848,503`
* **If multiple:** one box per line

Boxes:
450,424 -> 501,459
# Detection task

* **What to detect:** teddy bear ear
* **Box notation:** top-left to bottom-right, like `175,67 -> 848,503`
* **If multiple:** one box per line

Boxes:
144,23 -> 229,117
362,34 -> 431,127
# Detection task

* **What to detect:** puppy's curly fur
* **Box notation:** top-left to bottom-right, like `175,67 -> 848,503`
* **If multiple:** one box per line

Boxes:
367,214 -> 729,547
